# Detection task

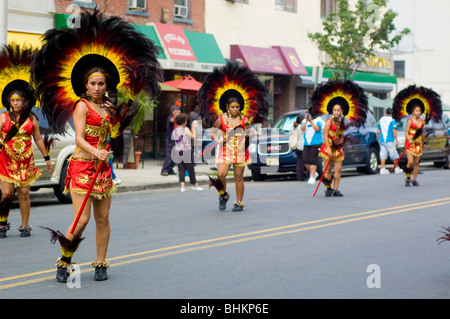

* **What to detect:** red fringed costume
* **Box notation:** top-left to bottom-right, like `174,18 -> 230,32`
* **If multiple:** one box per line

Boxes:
0,113 -> 41,186
64,99 -> 116,199
217,114 -> 250,166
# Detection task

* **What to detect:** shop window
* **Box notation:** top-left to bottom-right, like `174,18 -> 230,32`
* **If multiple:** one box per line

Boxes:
321,0 -> 337,18
174,0 -> 190,19
275,0 -> 296,12
394,60 -> 405,78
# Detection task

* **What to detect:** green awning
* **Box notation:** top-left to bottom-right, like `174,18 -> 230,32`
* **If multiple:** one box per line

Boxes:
184,31 -> 225,65
131,24 -> 166,60
304,66 -> 397,84
366,93 -> 392,109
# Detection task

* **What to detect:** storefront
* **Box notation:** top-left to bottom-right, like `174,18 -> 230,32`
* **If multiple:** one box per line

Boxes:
230,44 -> 308,124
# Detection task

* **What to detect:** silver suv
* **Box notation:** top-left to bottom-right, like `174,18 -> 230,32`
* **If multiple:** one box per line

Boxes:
30,107 -> 76,203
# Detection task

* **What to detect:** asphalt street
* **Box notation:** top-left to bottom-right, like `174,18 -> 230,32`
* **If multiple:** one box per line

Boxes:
1,165 -> 450,304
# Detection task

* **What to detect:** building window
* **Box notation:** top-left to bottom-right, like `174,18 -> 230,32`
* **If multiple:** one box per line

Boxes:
128,0 -> 146,11
321,0 -> 337,18
72,0 -> 96,9
275,0 -> 296,13
174,0 -> 190,19
394,60 -> 405,78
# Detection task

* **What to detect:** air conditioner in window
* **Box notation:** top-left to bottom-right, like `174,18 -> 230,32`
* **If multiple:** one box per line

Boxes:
129,0 -> 146,10
174,5 -> 188,18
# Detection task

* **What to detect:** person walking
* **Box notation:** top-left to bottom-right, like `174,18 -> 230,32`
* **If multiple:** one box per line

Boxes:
31,9 -> 162,282
301,110 -> 324,184
172,113 -> 203,192
290,114 -> 306,181
161,105 -> 180,176
0,84 -> 52,238
0,44 -> 52,238
309,80 -> 368,197
391,85 -> 443,187
198,61 -> 268,212
378,108 -> 402,175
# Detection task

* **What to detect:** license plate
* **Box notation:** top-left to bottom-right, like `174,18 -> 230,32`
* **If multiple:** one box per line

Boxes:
427,137 -> 447,150
266,158 -> 279,166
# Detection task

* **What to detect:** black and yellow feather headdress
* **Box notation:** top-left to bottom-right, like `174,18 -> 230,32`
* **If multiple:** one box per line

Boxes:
0,43 -> 37,111
392,85 -> 442,123
309,80 -> 368,127
31,8 -> 163,135
197,61 -> 269,127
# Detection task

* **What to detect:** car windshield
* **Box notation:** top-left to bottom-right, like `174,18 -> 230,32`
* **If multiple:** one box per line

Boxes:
272,114 -> 297,132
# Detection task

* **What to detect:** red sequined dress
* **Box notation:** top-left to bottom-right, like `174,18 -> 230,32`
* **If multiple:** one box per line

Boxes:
64,99 -> 116,199
319,117 -> 345,162
0,113 -> 41,186
217,115 -> 250,167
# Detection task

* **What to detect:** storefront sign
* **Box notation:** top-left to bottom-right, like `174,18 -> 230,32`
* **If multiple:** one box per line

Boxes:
154,23 -> 196,62
325,52 -> 394,74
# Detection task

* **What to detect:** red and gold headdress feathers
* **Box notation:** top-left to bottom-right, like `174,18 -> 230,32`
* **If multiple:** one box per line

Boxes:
309,80 -> 368,127
31,8 -> 163,134
0,43 -> 37,111
197,61 -> 268,127
392,85 -> 442,123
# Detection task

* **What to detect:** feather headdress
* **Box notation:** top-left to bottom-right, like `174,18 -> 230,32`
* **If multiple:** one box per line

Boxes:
0,43 -> 37,110
31,8 -> 163,134
0,43 -> 39,149
309,80 -> 368,127
392,85 -> 442,123
197,61 -> 268,127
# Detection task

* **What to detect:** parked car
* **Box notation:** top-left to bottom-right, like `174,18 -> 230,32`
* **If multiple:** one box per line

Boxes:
28,107 -> 76,203
247,109 -> 380,181
395,115 -> 450,168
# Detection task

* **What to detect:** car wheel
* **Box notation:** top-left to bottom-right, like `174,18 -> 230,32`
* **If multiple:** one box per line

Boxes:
54,160 -> 72,204
365,147 -> 379,174
251,168 -> 266,181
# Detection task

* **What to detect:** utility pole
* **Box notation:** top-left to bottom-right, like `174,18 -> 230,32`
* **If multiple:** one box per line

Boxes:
0,0 -> 7,46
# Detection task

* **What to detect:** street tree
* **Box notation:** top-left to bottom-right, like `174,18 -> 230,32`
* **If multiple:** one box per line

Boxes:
308,0 -> 410,80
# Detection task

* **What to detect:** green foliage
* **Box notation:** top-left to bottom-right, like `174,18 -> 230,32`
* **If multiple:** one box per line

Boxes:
117,88 -> 157,133
308,0 -> 410,80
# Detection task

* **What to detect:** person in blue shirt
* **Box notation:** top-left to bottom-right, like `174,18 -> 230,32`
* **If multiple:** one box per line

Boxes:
301,110 -> 325,184
378,108 -> 402,174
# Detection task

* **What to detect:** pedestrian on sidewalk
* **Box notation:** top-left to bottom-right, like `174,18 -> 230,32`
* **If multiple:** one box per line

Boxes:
290,114 -> 306,181
172,113 -> 203,192
161,104 -> 180,176
301,109 -> 324,184
377,108 -> 402,175
0,44 -> 52,238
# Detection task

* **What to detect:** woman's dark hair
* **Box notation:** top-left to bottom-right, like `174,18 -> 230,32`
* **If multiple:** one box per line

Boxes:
226,96 -> 241,106
175,113 -> 188,125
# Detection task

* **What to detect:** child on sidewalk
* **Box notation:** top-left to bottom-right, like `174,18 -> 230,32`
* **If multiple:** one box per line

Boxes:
172,113 -> 204,192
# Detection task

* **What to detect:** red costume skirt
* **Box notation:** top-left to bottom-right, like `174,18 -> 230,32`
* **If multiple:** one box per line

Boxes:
64,157 -> 116,199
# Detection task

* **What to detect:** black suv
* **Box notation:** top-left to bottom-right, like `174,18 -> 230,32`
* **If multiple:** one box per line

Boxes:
247,109 -> 380,180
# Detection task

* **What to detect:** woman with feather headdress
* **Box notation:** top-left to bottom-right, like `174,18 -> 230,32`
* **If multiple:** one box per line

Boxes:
392,85 -> 442,186
0,44 -> 52,239
32,9 -> 162,282
310,80 -> 368,197
198,61 -> 268,212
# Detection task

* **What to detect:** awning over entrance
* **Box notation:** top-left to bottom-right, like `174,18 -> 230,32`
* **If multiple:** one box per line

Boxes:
230,44 -> 308,75
53,14 -> 225,73
300,66 -> 397,93
152,23 -> 226,73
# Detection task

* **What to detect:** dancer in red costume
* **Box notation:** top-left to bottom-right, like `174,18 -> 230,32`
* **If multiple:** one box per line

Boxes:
310,80 -> 368,197
0,44 -> 52,238
198,61 -> 268,212
32,9 -> 162,282
392,85 -> 442,187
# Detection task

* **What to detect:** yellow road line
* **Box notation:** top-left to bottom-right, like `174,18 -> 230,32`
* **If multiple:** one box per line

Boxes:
2,197 -> 450,290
